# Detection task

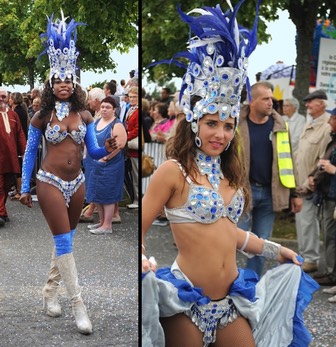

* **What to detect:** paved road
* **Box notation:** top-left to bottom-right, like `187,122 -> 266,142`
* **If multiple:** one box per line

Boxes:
0,199 -> 138,347
144,223 -> 336,347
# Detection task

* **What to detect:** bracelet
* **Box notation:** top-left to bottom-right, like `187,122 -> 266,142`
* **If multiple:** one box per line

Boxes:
260,240 -> 281,260
239,232 -> 250,252
142,244 -> 146,251
142,254 -> 148,261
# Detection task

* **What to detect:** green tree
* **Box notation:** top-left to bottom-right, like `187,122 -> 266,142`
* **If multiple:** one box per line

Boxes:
0,0 -> 138,90
143,0 -> 336,110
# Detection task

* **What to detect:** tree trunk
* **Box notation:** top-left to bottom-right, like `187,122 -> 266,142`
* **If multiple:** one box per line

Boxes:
288,0 -> 320,115
28,58 -> 35,91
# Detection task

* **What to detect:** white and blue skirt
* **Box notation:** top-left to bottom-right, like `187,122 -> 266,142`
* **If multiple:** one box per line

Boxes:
142,261 -> 319,347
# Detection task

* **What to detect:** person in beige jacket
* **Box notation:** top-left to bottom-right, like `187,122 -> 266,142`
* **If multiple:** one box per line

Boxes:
295,89 -> 331,273
238,81 -> 302,276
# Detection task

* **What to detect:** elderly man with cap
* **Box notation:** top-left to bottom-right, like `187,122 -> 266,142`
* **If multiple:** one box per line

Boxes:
282,97 -> 306,157
295,89 -> 331,273
307,107 -> 336,290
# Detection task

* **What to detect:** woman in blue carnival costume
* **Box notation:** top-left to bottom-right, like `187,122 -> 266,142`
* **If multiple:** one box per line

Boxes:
142,1 -> 319,346
19,11 -> 117,335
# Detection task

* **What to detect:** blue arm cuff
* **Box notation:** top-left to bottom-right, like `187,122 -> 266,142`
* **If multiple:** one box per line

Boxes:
85,122 -> 109,159
21,124 -> 42,193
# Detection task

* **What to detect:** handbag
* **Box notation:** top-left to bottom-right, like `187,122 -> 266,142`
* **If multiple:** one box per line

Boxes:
128,136 -> 139,150
142,153 -> 156,178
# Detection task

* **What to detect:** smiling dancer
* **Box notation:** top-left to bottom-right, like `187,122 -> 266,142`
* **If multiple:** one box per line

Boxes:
142,1 -> 319,346
19,11 -> 116,334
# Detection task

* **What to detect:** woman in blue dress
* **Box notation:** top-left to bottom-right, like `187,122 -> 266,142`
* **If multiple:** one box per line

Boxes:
86,96 -> 127,234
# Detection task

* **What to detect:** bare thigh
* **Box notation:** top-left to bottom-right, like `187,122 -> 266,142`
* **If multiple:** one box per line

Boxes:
160,314 -> 204,347
67,184 -> 85,229
213,316 -> 255,347
160,313 -> 255,347
36,181 -> 85,234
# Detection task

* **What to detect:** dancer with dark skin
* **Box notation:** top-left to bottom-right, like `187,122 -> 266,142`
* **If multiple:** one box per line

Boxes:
18,11 -> 121,335
19,76 -> 117,334
20,77 -> 116,215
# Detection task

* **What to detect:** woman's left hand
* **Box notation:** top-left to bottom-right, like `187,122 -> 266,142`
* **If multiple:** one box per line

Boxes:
277,246 -> 302,265
104,135 -> 118,152
19,193 -> 33,208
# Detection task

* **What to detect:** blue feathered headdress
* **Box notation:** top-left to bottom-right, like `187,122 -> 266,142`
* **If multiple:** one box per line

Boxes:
151,0 -> 261,135
40,10 -> 86,85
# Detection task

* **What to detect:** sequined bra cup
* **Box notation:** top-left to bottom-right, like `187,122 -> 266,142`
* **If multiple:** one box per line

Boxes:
45,112 -> 86,145
164,160 -> 244,224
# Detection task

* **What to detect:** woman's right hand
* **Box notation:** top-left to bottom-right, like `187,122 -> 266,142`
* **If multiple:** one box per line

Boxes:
104,135 -> 118,153
19,193 -> 33,208
142,256 -> 157,272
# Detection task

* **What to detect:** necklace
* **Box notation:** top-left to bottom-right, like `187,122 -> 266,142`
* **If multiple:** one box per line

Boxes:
55,101 -> 70,121
194,150 -> 224,190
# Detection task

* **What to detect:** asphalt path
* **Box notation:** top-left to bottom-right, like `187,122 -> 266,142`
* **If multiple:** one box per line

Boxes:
0,199 -> 138,347
144,223 -> 336,347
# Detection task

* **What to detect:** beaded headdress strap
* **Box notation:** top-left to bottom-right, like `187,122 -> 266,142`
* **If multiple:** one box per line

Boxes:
39,10 -> 86,86
151,0 -> 260,146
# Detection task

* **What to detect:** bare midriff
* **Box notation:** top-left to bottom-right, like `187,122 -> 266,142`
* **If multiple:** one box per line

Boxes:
171,217 -> 239,300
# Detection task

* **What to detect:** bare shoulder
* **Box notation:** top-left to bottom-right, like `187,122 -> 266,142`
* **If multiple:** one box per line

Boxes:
145,159 -> 184,204
152,159 -> 183,185
30,111 -> 46,130
157,159 -> 181,174
80,110 -> 94,124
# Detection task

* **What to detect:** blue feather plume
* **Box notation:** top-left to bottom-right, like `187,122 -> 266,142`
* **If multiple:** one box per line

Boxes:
39,9 -> 86,58
150,1 -> 260,73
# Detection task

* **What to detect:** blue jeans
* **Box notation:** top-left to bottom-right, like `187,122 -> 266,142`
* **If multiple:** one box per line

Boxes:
238,183 -> 275,277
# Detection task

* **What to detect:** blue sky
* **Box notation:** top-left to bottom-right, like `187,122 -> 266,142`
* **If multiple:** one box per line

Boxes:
143,9 -> 297,93
248,10 -> 296,84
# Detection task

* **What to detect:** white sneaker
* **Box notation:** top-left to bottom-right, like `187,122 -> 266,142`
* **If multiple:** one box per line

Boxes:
152,219 -> 169,227
90,227 -> 112,235
31,195 -> 38,201
322,286 -> 336,295
328,295 -> 336,303
87,223 -> 101,230
127,203 -> 138,209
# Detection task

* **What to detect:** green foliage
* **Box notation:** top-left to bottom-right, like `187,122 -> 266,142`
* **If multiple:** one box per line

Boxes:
142,0 -> 277,83
147,80 -> 177,101
0,0 -> 138,89
89,80 -> 108,90
143,0 -> 336,109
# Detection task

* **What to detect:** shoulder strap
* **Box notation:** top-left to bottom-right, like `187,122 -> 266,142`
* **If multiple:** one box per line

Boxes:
170,159 -> 192,184
110,118 -> 118,129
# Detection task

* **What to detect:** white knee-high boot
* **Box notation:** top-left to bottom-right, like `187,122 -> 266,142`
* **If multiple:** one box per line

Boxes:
42,248 -> 62,317
55,253 -> 92,334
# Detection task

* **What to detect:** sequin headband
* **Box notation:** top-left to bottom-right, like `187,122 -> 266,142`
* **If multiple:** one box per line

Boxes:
39,10 -> 86,86
152,0 -> 260,133
182,44 -> 248,134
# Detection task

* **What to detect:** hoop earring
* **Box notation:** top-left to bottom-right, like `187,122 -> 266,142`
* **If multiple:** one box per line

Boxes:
195,136 -> 202,148
225,141 -> 231,151
52,88 -> 55,94
72,88 -> 75,94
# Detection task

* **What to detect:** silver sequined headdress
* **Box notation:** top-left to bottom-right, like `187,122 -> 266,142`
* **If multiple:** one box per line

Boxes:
40,10 -> 85,86
153,0 -> 260,145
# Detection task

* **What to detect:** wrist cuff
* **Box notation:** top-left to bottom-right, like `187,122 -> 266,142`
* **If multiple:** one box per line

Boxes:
260,240 -> 281,260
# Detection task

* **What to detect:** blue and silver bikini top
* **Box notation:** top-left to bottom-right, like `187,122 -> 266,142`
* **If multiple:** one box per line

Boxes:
164,160 -> 244,224
45,112 -> 87,145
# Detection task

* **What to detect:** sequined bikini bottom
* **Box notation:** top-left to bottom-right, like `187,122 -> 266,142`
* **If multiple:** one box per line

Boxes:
186,295 -> 239,346
36,169 -> 85,207
171,262 -> 240,346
